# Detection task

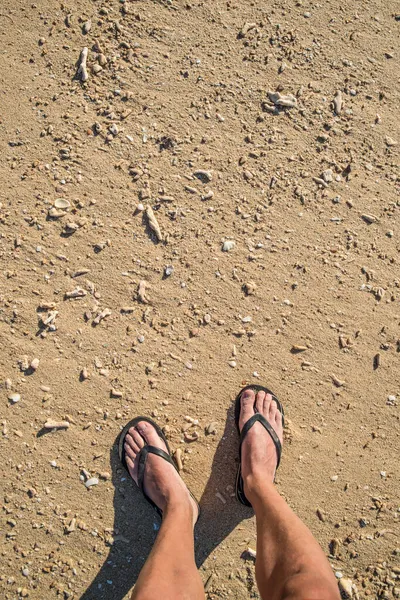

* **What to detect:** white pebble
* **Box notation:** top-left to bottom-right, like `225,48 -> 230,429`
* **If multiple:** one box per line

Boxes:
335,571 -> 343,579
222,240 -> 235,252
228,360 -> 237,368
330,475 -> 338,482
30,358 -> 40,371
8,393 -> 21,404
85,477 -> 99,488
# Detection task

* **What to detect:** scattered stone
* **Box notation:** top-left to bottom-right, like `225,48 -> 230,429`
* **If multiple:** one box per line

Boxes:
30,358 -> 40,371
184,430 -> 199,442
333,90 -> 343,115
331,375 -> 345,387
82,19 -> 91,34
54,198 -> 71,209
267,91 -> 297,108
322,169 -> 334,183
146,205 -> 163,241
243,281 -> 256,295
361,214 -> 379,224
77,47 -> 89,82
385,136 -> 397,147
65,517 -> 76,534
84,477 -> 99,488
205,422 -> 218,435
44,419 -> 70,430
93,308 -> 111,325
193,169 -> 213,183
339,577 -> 354,598
65,288 -> 87,299
291,345 -> 308,353
137,280 -> 150,303
222,240 -> 235,252
8,393 -> 21,404
241,547 -> 256,560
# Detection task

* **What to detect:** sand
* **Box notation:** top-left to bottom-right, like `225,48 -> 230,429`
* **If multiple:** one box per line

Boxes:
0,0 -> 399,598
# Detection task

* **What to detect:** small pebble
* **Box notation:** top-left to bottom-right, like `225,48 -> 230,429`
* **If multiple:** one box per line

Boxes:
85,477 -> 99,488
8,393 -> 21,404
222,240 -> 235,252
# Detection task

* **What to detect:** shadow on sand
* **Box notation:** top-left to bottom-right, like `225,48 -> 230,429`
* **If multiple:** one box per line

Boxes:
80,404 -> 253,599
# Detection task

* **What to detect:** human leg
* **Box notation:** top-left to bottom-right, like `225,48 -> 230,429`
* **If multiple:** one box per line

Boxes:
123,421 -> 204,600
239,389 -> 340,600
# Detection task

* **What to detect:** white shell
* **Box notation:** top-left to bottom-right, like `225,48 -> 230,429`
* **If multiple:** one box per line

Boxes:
54,198 -> 71,209
85,477 -> 99,488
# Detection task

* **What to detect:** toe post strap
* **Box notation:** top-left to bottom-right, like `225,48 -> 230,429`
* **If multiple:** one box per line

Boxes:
239,413 -> 282,469
137,445 -> 176,493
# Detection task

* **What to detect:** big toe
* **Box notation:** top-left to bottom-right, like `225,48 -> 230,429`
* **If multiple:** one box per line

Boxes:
135,421 -> 167,452
239,389 -> 255,430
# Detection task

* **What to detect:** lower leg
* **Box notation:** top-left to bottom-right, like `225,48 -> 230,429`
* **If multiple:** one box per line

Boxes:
121,420 -> 204,600
131,497 -> 204,600
238,388 -> 339,600
248,478 -> 340,600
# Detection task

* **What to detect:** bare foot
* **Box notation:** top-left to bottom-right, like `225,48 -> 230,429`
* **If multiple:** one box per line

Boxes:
239,389 -> 284,490
124,421 -> 198,526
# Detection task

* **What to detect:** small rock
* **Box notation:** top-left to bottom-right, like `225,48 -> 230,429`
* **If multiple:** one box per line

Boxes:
8,393 -> 21,404
30,358 -> 40,371
222,240 -> 235,252
241,547 -> 256,561
243,281 -> 256,295
267,91 -> 297,108
339,577 -> 353,598
322,168 -> 334,183
84,477 -> 99,488
205,422 -> 218,435
193,169 -> 213,183
385,136 -> 397,147
54,198 -> 71,209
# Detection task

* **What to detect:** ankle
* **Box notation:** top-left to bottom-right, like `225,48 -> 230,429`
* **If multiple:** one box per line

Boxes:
163,491 -> 195,520
244,473 -> 276,504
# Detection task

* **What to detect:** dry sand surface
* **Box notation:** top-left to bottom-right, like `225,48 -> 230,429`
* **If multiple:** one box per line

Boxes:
1,0 -> 399,598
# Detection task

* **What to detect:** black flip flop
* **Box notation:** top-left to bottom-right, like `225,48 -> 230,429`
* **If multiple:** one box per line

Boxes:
118,416 -> 200,521
235,385 -> 285,507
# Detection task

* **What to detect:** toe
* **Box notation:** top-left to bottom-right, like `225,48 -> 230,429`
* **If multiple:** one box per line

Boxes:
274,404 -> 283,428
239,389 -> 255,431
131,428 -> 145,449
255,390 -> 265,413
135,421 -> 167,452
126,455 -> 135,474
124,440 -> 137,461
263,393 -> 273,416
125,433 -> 141,454
268,397 -> 277,420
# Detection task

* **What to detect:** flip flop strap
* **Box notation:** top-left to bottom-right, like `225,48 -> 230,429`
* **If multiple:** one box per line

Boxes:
137,445 -> 176,495
240,414 -> 282,469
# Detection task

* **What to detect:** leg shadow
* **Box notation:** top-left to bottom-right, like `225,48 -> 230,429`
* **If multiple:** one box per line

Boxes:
195,403 -> 253,567
80,404 -> 252,599
80,443 -> 159,600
